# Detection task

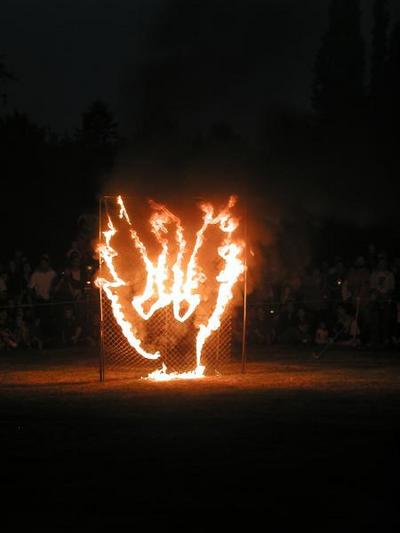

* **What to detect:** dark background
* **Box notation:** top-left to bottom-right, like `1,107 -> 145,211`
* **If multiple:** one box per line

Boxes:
1,3 -> 400,530
1,0 -> 400,266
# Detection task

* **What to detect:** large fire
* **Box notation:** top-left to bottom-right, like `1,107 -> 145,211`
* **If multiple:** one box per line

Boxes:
96,195 -> 245,381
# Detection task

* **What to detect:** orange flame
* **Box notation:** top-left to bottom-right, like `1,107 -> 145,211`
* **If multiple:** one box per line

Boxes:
96,195 -> 244,380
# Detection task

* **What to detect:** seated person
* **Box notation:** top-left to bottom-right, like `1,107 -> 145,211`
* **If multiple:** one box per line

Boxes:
15,307 -> 42,349
296,308 -> 311,344
0,310 -> 17,350
315,321 -> 330,345
61,305 -> 82,346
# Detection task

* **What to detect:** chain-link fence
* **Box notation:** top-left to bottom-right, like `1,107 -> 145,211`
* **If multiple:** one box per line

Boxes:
99,196 -> 235,380
0,294 -> 99,351
100,293 -> 232,376
235,296 -> 400,351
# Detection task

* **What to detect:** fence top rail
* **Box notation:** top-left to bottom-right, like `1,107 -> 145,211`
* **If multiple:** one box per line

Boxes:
0,297 -> 98,311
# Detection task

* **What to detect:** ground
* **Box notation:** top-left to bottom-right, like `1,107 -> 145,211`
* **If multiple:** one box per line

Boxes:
1,348 -> 399,531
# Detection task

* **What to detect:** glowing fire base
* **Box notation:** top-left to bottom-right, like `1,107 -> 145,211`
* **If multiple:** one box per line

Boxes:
146,363 -> 205,382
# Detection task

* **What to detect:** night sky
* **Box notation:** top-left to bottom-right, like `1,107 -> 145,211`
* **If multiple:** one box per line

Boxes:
2,0 -> 400,255
2,0 -> 400,135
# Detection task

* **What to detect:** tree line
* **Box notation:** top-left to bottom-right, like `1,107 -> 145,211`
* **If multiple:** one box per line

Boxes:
1,0 -> 400,263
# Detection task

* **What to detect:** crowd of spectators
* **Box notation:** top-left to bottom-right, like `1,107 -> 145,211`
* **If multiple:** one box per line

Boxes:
0,244 -> 99,351
245,245 -> 400,350
2,238 -> 400,353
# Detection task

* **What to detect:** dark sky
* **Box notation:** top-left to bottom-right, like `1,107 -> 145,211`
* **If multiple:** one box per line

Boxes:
1,0 -> 400,134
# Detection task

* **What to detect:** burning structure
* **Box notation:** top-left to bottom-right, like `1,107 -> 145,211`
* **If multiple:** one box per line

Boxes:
96,195 -> 245,381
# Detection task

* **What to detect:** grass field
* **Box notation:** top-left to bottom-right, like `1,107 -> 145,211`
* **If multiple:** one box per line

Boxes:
1,348 -> 399,531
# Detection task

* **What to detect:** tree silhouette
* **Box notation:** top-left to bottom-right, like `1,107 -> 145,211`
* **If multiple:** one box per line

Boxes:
370,0 -> 389,114
0,56 -> 16,81
76,100 -> 118,148
386,21 -> 400,122
75,100 -> 119,203
0,55 -> 17,107
312,0 -> 365,123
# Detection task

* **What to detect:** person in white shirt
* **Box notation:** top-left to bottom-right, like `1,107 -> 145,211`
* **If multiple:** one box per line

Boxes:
29,255 -> 57,302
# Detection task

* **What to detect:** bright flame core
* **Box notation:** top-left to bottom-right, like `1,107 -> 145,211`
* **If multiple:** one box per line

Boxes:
96,195 -> 244,381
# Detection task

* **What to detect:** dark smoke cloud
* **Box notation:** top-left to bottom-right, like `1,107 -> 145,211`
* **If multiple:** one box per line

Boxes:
119,0 -> 329,136
101,0 -> 400,279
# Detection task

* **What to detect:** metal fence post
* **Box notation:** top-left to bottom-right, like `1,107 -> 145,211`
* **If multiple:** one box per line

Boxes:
241,203 -> 248,374
99,197 -> 105,382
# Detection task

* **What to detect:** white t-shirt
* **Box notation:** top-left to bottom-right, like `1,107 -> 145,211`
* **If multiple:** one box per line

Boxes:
29,270 -> 57,300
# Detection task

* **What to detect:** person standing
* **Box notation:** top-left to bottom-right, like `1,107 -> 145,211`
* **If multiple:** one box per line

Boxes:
28,255 -> 57,343
370,256 -> 395,346
29,255 -> 57,302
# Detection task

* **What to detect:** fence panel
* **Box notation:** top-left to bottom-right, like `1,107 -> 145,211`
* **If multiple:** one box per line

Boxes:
99,196 -> 234,379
